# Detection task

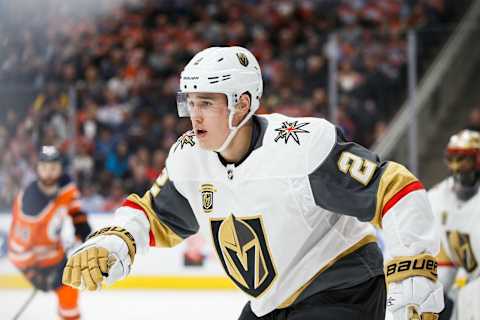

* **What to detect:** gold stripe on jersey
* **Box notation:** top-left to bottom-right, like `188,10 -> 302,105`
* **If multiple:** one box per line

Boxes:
277,234 -> 377,309
126,193 -> 183,248
371,162 -> 418,228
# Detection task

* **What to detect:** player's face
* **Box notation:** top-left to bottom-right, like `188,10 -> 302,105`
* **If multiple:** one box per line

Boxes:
446,154 -> 476,174
187,92 -> 230,150
446,153 -> 479,190
37,161 -> 62,186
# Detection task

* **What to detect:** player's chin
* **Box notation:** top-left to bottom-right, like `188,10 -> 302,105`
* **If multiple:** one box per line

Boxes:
39,178 -> 58,186
197,143 -> 214,151
197,139 -> 219,151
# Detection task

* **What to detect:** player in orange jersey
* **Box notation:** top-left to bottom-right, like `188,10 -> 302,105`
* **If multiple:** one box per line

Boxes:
8,146 -> 91,320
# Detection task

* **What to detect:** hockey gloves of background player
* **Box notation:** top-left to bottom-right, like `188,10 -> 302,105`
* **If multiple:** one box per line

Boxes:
62,227 -> 136,290
386,254 -> 444,320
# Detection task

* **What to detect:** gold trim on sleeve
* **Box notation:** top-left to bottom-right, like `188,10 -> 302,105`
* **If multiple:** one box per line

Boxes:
371,162 -> 418,228
126,193 -> 184,248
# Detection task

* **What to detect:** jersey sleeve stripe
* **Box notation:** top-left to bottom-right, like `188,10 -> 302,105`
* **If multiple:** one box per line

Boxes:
122,199 -> 156,246
436,244 -> 456,267
68,203 -> 82,215
371,162 -> 420,228
124,193 -> 184,248
438,262 -> 456,267
381,181 -> 424,217
122,199 -> 145,212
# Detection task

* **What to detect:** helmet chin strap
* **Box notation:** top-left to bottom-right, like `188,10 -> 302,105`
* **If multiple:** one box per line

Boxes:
215,108 -> 254,153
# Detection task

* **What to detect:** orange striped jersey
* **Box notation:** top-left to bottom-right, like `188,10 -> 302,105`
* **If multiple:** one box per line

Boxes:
8,175 -> 89,270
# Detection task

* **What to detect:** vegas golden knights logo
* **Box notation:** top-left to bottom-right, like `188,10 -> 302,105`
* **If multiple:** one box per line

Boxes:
200,184 -> 217,214
210,215 -> 276,297
236,53 -> 249,67
447,230 -> 478,272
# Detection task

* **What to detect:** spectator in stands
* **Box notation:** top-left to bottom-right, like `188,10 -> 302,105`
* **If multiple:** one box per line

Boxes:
72,141 -> 95,184
126,163 -> 151,196
146,149 -> 167,182
105,141 -> 130,178
94,127 -> 116,168
466,107 -> 480,132
0,0 -> 460,211
79,183 -> 105,213
102,178 -> 126,212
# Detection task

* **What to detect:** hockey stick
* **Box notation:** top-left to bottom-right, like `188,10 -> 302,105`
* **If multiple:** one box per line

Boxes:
12,288 -> 38,320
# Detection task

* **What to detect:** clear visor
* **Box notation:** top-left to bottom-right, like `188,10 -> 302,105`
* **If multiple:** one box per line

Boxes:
176,92 -> 234,117
176,92 -> 191,117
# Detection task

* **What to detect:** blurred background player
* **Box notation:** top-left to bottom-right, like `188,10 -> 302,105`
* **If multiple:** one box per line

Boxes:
8,145 -> 91,320
428,129 -> 480,320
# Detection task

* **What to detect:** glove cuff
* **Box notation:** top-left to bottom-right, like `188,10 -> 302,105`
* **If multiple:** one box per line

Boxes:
407,305 -> 439,320
87,226 -> 137,263
385,254 -> 438,284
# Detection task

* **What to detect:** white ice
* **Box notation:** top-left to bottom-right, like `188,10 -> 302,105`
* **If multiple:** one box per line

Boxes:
0,289 -> 394,320
0,289 -> 248,320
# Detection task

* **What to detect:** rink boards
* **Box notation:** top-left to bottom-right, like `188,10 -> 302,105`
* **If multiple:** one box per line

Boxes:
0,212 -> 234,289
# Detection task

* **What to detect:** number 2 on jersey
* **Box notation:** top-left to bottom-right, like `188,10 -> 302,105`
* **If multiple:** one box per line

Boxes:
337,151 -> 377,185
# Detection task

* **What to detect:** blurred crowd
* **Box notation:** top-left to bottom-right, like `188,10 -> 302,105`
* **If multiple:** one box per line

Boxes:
0,0 -> 463,210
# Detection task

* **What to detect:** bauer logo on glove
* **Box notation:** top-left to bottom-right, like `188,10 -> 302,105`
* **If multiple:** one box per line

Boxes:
385,254 -> 438,284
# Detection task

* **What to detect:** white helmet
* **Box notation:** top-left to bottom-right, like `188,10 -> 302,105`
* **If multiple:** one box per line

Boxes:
177,46 -> 263,152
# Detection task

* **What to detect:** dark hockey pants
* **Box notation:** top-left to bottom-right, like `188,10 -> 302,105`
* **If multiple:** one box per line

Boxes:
238,275 -> 386,320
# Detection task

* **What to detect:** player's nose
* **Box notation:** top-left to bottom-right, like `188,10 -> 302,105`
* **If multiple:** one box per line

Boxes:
190,110 -> 203,124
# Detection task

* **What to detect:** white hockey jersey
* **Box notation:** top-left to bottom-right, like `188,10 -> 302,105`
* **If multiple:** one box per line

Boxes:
122,113 -> 439,316
428,177 -> 480,289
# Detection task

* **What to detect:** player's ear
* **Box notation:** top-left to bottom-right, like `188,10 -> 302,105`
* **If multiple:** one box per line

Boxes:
233,93 -> 251,125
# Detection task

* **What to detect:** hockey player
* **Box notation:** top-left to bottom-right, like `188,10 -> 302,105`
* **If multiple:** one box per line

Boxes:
428,129 -> 480,320
8,146 -> 91,320
62,47 -> 443,319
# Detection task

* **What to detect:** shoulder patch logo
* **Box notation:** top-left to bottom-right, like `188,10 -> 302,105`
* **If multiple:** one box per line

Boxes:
274,121 -> 310,145
174,130 -> 196,151
236,52 -> 249,67
200,183 -> 217,214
